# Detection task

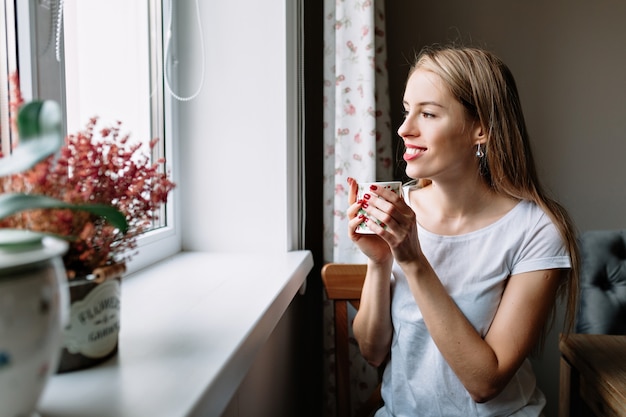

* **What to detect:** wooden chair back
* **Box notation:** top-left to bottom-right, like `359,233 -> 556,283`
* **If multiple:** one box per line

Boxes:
321,263 -> 382,417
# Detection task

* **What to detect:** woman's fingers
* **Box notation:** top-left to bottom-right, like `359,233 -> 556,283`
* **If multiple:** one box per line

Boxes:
360,192 -> 399,228
346,177 -> 411,238
348,213 -> 367,237
347,177 -> 358,205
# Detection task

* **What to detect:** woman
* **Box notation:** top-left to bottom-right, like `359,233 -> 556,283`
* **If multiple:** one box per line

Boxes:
347,45 -> 579,416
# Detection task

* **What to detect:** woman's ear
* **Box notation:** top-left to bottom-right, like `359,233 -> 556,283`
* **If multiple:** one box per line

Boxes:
473,123 -> 487,145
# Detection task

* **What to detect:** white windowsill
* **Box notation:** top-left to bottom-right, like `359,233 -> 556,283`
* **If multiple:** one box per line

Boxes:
38,250 -> 314,417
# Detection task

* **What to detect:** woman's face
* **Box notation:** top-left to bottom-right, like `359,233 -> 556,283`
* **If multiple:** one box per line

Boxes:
398,68 -> 481,183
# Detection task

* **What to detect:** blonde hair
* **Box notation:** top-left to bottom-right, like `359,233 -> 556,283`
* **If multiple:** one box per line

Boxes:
411,45 -> 580,347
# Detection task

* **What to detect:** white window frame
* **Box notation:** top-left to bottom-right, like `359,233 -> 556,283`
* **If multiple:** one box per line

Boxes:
7,0 -> 181,274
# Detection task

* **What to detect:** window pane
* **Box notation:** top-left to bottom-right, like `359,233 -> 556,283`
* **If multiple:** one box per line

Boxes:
64,0 -> 152,141
63,0 -> 168,230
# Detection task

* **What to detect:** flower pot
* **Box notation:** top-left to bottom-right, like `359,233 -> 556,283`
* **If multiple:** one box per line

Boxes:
56,263 -> 125,373
0,234 -> 69,417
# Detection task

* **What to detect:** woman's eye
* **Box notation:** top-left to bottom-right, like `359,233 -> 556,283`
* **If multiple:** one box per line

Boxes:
422,112 -> 435,118
401,110 -> 409,118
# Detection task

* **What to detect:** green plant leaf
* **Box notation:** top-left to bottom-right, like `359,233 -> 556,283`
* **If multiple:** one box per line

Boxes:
0,194 -> 128,233
0,100 -> 64,176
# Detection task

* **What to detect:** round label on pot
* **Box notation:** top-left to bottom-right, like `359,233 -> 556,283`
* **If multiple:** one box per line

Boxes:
64,279 -> 121,358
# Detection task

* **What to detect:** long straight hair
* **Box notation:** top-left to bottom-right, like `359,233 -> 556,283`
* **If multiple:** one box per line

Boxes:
411,45 -> 580,349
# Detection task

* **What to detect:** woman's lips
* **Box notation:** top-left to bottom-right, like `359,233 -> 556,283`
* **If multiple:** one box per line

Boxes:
403,146 -> 426,161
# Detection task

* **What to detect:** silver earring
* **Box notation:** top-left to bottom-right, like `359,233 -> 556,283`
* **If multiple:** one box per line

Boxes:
476,143 -> 484,158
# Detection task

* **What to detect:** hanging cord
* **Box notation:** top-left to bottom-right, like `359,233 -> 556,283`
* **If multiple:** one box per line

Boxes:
164,0 -> 205,102
54,0 -> 64,62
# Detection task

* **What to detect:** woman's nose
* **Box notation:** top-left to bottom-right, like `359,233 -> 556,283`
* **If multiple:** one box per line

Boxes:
397,116 -> 415,138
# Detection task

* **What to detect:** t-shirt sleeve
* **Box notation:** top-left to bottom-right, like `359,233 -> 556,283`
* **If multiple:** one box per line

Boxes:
511,211 -> 571,275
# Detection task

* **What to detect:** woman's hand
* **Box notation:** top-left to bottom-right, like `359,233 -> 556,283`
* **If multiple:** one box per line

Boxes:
347,178 -> 393,264
347,178 -> 421,265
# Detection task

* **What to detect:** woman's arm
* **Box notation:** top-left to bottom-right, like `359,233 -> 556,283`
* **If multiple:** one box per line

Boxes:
345,178 -> 396,366
352,259 -> 394,367
401,256 -> 564,403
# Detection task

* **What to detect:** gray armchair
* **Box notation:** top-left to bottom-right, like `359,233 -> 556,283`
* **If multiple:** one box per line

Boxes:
575,229 -> 626,334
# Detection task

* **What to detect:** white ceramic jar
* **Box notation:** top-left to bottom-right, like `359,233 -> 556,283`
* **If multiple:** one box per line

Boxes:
0,232 -> 68,417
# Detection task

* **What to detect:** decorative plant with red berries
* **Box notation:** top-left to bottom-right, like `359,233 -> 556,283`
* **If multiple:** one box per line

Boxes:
0,75 -> 175,277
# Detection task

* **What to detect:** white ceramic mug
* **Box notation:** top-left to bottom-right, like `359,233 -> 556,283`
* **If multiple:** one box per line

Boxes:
356,181 -> 402,234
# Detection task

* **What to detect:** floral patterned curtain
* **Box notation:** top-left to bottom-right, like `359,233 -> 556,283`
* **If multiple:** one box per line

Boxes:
322,0 -> 392,414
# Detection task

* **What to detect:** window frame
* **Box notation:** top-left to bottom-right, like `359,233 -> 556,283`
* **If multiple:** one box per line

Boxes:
4,0 -> 181,275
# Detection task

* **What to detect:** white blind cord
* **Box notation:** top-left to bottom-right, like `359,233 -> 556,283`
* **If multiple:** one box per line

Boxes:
53,0 -> 205,101
164,0 -> 205,102
54,0 -> 64,62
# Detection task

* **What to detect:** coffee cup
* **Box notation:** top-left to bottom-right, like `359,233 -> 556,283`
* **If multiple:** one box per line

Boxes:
356,181 -> 402,234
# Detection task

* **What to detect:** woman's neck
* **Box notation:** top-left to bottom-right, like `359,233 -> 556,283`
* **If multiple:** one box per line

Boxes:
410,177 -> 518,236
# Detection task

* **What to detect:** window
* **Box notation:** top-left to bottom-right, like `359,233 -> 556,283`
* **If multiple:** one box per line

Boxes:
0,0 -> 18,155
1,0 -> 180,273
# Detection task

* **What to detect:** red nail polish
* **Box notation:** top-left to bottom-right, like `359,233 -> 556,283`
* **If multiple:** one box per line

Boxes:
363,193 -> 371,200
370,184 -> 378,190
358,214 -> 365,219
362,202 -> 368,208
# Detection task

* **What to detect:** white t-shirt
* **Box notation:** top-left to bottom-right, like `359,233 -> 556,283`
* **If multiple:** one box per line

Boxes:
375,197 -> 571,417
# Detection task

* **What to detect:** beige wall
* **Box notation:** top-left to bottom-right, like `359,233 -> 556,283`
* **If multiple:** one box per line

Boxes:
385,1 -> 626,415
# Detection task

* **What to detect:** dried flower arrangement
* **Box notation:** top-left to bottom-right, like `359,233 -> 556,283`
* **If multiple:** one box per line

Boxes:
0,74 -> 176,277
